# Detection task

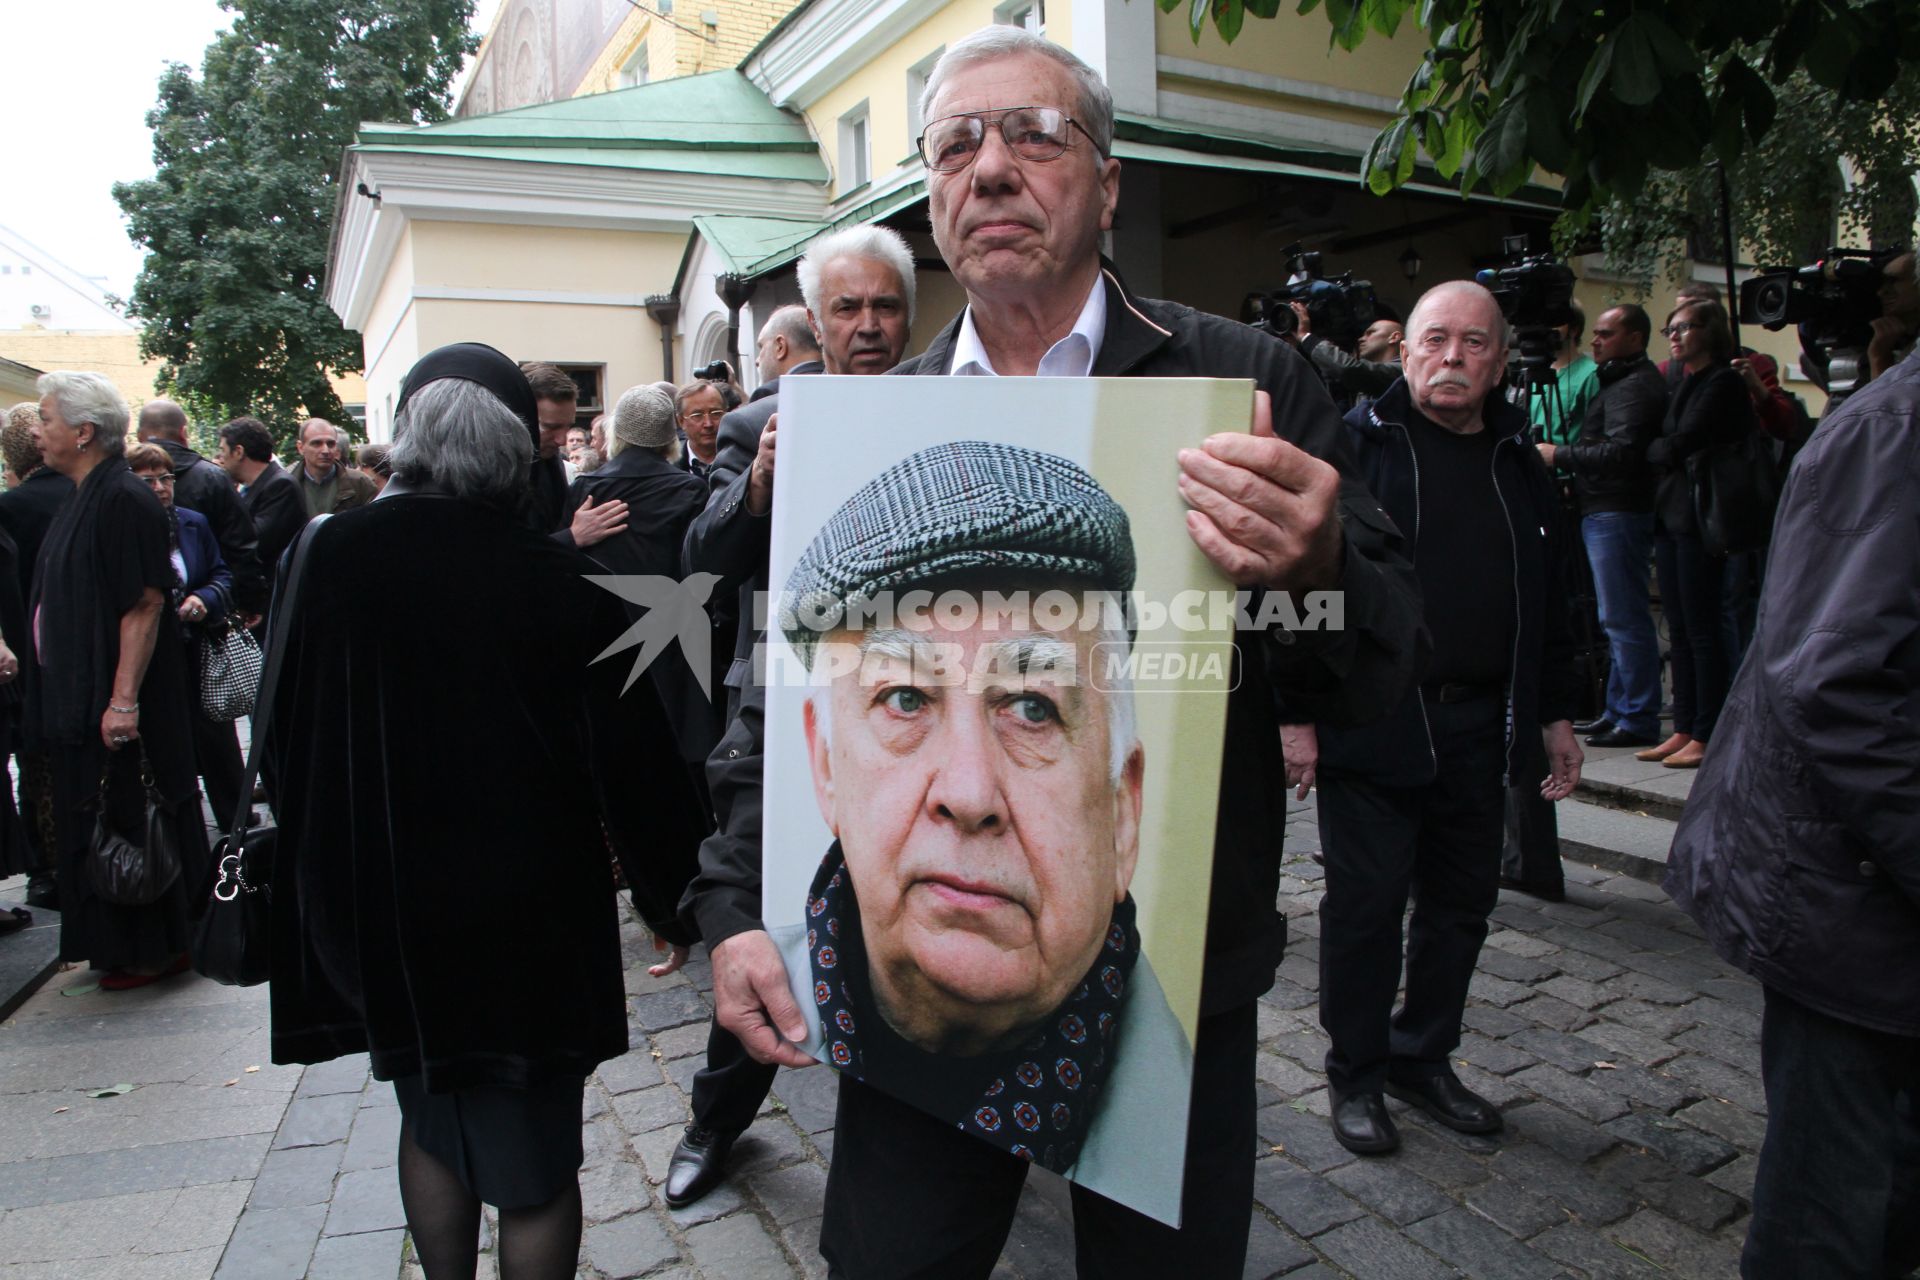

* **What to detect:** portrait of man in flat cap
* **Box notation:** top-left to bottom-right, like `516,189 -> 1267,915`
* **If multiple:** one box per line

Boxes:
760,376 -> 1244,1226
778,439 -> 1190,1188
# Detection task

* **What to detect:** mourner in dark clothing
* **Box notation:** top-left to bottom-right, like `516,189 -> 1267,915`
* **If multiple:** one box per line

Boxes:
520,361 -> 579,534
134,400 -> 267,614
671,238 -> 911,1211
30,374 -> 208,989
0,466 -> 73,605
0,524 -> 29,884
216,417 -> 307,580
1666,346 -> 1920,1280
127,443 -> 245,836
263,344 -> 708,1280
1315,282 -> 1581,1160
1640,301 -> 1761,770
560,384 -> 723,802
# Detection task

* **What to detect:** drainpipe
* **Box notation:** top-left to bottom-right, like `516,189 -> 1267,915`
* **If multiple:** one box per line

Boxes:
643,294 -> 680,381
715,274 -> 756,373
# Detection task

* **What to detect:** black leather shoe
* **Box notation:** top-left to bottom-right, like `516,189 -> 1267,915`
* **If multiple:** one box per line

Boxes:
1585,727 -> 1659,748
24,873 -> 58,911
1385,1073 -> 1504,1135
664,1124 -> 738,1209
1572,716 -> 1612,735
1330,1091 -> 1400,1155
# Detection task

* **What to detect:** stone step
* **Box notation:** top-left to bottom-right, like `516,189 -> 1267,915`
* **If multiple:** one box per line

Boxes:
1556,796 -> 1678,885
0,896 -> 62,1022
1573,744 -> 1694,823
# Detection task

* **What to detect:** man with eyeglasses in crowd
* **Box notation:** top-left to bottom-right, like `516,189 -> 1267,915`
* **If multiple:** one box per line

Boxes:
691,25 -> 1422,1277
674,380 -> 729,483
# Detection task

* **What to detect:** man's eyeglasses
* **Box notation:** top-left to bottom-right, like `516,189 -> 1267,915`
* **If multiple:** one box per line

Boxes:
1661,322 -> 1700,338
680,408 -> 726,423
917,107 -> 1104,174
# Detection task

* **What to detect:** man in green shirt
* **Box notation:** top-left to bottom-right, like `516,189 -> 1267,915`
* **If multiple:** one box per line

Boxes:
1529,302 -> 1601,459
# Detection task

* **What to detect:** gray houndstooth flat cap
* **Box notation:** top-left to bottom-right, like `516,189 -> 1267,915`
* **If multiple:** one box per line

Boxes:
781,440 -> 1136,663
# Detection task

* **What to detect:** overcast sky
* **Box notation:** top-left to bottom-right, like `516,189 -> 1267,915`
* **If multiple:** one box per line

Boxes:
8,0 -> 500,303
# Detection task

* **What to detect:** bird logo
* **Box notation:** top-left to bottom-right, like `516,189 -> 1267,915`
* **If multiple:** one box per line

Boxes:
585,572 -> 723,698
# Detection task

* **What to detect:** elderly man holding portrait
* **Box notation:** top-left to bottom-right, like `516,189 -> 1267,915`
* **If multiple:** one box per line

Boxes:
693,26 -> 1422,1276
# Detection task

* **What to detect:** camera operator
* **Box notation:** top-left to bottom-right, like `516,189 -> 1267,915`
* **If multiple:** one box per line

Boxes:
1786,249 -> 1917,399
1527,302 -> 1599,464
1291,302 -> 1402,407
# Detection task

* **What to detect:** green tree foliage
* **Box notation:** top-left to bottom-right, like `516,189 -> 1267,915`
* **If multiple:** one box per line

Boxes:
114,0 -> 475,432
1170,0 -> 1920,246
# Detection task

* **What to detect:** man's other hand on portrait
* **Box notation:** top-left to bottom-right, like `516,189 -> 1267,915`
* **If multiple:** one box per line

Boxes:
1177,390 -> 1343,594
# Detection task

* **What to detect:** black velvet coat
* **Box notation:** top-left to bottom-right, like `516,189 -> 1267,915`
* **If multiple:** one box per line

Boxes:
263,494 -> 709,1090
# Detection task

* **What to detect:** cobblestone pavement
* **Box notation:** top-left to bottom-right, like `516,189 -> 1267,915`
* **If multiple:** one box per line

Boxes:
0,787 -> 1768,1278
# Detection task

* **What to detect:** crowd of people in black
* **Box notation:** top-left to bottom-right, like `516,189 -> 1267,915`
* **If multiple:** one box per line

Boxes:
2,24 -> 1914,1280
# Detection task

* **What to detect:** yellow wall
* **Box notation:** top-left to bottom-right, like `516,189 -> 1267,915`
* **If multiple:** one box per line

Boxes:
1154,6 -> 1425,103
410,221 -> 686,294
0,330 -> 166,409
807,0 -> 1004,198
576,10 -> 657,93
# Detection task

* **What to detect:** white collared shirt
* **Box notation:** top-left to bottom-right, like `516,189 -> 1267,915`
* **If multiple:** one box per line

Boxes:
949,274 -> 1107,377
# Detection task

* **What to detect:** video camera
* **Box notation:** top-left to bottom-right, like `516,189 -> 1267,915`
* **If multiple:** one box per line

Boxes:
1246,245 -> 1378,348
1475,237 -> 1577,377
1739,247 -> 1900,402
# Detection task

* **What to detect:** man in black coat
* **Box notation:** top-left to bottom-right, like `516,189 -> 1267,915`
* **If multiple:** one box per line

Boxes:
1665,347 -> 1920,1280
136,401 -> 267,614
519,363 -> 578,534
1315,281 -> 1582,1160
1538,304 -> 1666,750
0,441 -> 74,604
216,417 -> 306,582
688,30 -> 1422,1276
666,234 -> 910,1210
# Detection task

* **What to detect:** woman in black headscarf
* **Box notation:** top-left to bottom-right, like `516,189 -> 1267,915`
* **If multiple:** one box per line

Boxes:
27,372 -> 207,988
264,344 -> 708,1280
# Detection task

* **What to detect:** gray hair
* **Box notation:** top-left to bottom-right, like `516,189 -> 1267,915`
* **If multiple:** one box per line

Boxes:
760,304 -> 820,356
797,224 -> 918,326
918,27 -> 1114,156
388,378 -> 533,505
37,371 -> 128,457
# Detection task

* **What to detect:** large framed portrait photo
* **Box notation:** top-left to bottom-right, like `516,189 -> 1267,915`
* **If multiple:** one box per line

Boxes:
760,376 -> 1253,1226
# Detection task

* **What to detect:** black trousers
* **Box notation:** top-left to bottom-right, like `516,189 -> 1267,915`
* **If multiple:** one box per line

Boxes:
1743,986 -> 1920,1279
1316,695 -> 1508,1096
192,714 -> 246,834
689,1020 -> 779,1136
817,1001 -> 1257,1279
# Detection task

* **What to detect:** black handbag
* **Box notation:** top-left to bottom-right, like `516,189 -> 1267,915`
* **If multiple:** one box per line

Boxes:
1690,430 -> 1781,558
192,517 -> 326,987
87,745 -> 182,907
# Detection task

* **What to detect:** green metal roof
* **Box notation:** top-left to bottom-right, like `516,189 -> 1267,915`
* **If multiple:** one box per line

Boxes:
693,179 -> 929,278
1112,113 -> 1561,211
353,71 -> 828,183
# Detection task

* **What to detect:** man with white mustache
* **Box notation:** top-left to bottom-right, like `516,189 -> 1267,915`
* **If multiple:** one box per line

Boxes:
1310,280 -> 1584,1157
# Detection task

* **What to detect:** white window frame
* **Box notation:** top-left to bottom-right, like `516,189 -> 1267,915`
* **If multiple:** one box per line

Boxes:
994,0 -> 1044,34
617,42 -> 650,88
906,46 -> 946,149
838,101 -> 872,193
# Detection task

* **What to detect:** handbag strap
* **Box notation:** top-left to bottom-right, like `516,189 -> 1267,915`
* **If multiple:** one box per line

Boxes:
231,515 -> 330,835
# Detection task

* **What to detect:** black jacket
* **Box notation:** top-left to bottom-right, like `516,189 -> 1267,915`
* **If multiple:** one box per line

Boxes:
681,361 -> 822,697
0,466 -> 75,600
1646,363 -> 1760,535
243,460 -> 307,580
523,453 -> 569,534
155,438 -> 265,612
1562,354 -> 1665,516
264,495 -> 709,1087
1318,378 -> 1580,789
561,446 -> 724,764
686,269 -> 1425,1016
1665,349 -> 1920,1037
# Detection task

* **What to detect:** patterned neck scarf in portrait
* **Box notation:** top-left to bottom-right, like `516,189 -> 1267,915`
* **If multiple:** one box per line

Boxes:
805,844 -> 1139,1172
